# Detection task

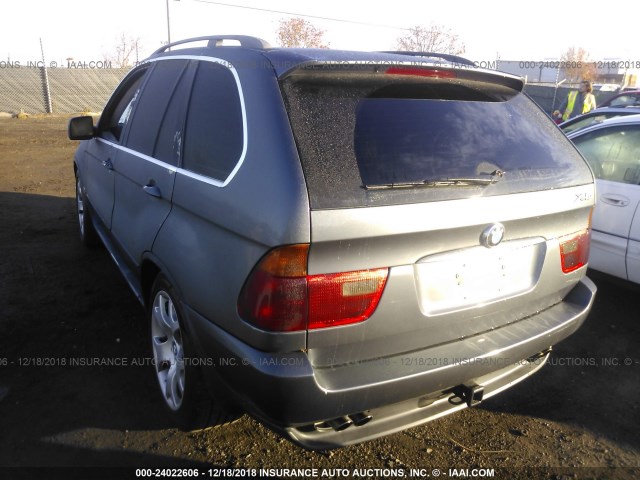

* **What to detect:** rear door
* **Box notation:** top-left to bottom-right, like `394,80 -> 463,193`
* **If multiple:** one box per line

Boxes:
110,59 -> 195,267
571,124 -> 640,280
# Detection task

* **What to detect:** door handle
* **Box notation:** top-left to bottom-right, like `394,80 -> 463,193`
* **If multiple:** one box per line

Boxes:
601,195 -> 629,207
102,158 -> 113,170
143,184 -> 162,198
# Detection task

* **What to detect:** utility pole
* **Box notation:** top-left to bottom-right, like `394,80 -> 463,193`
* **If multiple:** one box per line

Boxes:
166,0 -> 172,46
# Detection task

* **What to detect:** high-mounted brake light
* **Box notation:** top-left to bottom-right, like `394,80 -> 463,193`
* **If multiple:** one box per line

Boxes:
238,245 -> 389,332
385,67 -> 457,79
559,229 -> 591,273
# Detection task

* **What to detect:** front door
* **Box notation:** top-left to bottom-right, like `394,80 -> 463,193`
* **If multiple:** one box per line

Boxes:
87,69 -> 148,230
110,59 -> 195,268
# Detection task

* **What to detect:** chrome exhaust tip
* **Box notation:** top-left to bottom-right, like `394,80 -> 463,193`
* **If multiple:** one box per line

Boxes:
326,416 -> 353,431
349,412 -> 373,427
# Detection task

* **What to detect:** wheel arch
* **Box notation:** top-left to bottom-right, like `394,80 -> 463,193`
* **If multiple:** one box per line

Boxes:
140,255 -> 189,322
141,258 -> 162,308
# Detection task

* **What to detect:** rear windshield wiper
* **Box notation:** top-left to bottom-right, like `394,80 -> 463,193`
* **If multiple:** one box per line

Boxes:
364,170 -> 505,190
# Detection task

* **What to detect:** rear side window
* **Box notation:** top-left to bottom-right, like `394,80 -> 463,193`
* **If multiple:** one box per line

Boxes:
126,59 -> 190,160
281,69 -> 593,209
182,61 -> 244,182
572,126 -> 640,183
153,62 -> 195,166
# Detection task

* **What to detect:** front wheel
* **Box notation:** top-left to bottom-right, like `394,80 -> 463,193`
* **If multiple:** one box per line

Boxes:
149,274 -> 236,430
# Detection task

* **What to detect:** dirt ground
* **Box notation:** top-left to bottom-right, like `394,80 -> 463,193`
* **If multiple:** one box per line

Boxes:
0,116 -> 639,480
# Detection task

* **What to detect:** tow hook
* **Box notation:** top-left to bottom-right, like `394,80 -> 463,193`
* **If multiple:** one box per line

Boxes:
449,383 -> 484,407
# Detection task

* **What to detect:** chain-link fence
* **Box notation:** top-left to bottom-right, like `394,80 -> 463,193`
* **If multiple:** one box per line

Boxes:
0,65 -> 131,115
0,62 -> 621,116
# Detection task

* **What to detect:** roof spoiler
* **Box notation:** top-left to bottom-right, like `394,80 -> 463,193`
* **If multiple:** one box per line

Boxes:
378,51 -> 475,67
280,62 -> 524,92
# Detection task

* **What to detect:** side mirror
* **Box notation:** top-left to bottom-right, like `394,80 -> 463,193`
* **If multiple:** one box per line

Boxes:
68,116 -> 95,140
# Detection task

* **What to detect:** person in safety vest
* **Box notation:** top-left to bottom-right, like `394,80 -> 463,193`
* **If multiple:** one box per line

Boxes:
553,81 -> 597,122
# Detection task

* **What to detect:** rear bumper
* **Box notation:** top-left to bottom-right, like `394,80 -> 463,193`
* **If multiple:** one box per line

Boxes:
185,276 -> 596,449
289,350 -> 551,449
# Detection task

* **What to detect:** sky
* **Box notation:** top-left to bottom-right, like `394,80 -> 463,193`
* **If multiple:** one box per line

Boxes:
1,0 -> 637,66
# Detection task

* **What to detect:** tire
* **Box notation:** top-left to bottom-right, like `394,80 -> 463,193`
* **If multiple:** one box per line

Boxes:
149,274 -> 236,431
75,176 -> 99,247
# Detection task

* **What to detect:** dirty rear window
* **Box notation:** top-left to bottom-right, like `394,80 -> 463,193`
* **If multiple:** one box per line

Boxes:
281,71 -> 593,209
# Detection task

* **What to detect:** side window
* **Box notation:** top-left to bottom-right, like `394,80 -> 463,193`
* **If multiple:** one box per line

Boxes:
153,62 -> 196,165
183,61 -> 244,182
126,60 -> 190,161
99,69 -> 147,142
573,126 -> 640,183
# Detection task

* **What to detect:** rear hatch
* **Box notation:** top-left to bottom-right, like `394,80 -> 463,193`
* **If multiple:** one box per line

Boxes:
278,60 -> 595,368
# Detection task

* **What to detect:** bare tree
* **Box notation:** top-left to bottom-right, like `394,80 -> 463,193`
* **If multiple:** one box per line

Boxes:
106,34 -> 143,68
396,25 -> 465,55
560,46 -> 596,84
276,17 -> 329,48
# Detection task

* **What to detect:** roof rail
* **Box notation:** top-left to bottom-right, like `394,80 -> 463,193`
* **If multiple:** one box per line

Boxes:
379,51 -> 475,67
151,35 -> 272,56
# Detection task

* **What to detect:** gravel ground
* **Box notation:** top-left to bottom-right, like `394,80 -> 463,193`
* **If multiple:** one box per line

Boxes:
0,116 -> 639,480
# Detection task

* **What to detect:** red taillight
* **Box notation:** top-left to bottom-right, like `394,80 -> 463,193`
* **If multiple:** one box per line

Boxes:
238,245 -> 389,332
237,244 -> 309,332
385,66 -> 457,79
559,230 -> 591,273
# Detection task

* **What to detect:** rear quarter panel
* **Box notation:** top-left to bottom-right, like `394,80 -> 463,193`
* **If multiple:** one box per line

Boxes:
151,52 -> 311,352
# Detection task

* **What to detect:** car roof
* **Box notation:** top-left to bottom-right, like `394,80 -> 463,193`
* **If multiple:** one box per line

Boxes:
147,35 -> 523,87
567,113 -> 640,138
589,106 -> 640,114
559,107 -> 640,129
261,48 -> 475,74
561,106 -> 640,119
603,90 -> 640,98
563,106 -> 640,119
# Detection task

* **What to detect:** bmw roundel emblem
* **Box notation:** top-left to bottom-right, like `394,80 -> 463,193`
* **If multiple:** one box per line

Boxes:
481,223 -> 505,248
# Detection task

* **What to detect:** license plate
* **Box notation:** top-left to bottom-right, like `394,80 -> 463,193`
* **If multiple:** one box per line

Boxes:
414,239 -> 545,316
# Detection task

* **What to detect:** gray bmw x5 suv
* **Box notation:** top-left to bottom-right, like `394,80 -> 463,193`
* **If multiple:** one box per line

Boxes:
68,35 -> 596,449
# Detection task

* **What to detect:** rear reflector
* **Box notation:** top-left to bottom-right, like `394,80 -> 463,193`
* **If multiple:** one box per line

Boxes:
307,269 -> 388,330
559,230 -> 591,273
238,245 -> 389,332
385,66 -> 457,79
